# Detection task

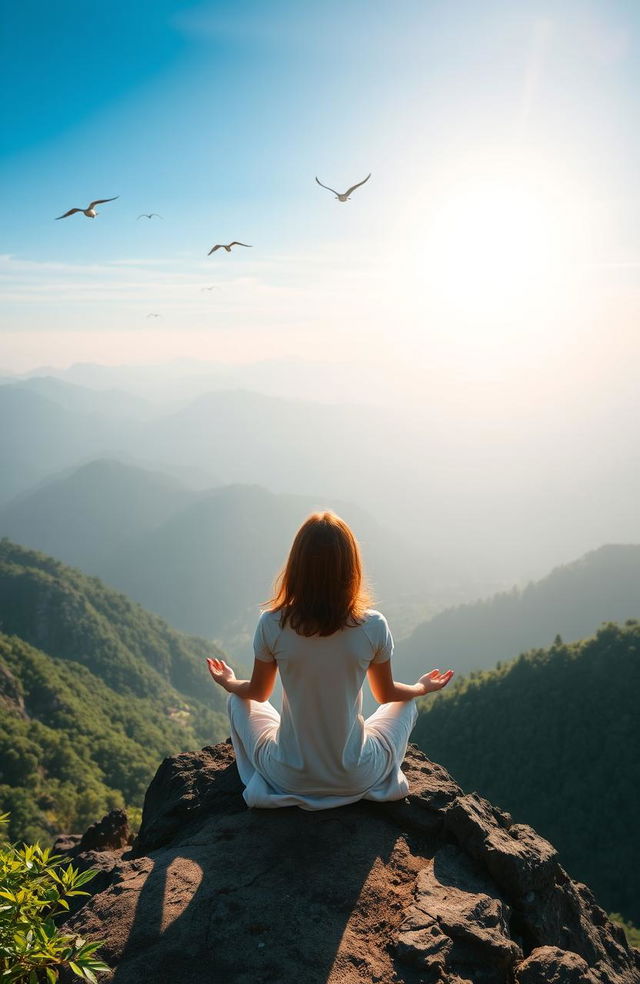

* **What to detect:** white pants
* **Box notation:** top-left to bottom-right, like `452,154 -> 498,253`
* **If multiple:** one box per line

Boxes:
227,694 -> 418,811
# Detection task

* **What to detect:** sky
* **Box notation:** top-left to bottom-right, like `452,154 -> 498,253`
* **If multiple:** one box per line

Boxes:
2,0 -> 640,412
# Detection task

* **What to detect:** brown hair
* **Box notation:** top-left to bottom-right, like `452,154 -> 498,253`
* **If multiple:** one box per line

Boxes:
265,511 -> 372,637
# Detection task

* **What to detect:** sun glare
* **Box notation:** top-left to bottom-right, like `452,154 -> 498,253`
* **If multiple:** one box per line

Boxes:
417,157 -> 587,324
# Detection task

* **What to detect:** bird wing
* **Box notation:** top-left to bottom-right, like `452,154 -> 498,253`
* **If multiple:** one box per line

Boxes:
137,214 -> 149,219
55,208 -> 82,219
150,213 -> 163,219
208,245 -> 224,254
344,173 -> 371,197
315,177 -> 340,196
229,242 -> 252,248
89,196 -> 119,209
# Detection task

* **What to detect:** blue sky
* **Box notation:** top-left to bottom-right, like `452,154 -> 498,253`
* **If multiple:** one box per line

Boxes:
1,0 -> 640,382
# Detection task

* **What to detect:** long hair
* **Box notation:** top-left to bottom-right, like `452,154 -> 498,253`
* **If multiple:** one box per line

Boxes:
265,511 -> 372,637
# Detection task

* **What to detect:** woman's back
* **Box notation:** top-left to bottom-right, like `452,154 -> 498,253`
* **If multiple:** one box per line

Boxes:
254,608 -> 393,794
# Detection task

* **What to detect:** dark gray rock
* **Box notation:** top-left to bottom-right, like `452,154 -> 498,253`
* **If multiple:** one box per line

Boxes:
59,742 -> 640,984
396,843 -> 522,983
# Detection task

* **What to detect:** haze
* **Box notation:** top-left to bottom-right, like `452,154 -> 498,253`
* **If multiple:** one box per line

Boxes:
2,0 -> 639,600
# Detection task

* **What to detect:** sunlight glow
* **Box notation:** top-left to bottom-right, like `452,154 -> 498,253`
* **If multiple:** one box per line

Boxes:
418,156 -> 588,323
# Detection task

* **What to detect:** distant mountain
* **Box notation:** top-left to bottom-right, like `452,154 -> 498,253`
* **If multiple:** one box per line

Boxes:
19,358 -> 408,406
412,620 -> 640,924
0,540 -> 229,845
0,459 -> 197,572
396,544 -> 640,679
8,373 -> 639,589
0,461 -> 457,652
99,482 -> 447,651
136,388 -> 422,522
0,383 -> 132,504
10,375 -> 150,420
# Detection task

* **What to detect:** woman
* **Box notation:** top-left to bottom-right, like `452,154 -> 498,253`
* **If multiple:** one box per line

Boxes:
207,511 -> 453,809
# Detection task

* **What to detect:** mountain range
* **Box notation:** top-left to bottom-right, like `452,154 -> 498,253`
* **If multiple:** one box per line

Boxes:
396,543 -> 640,678
0,458 -> 457,653
5,370 -> 640,583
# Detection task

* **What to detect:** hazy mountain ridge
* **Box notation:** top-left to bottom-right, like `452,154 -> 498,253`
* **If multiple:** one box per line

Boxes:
7,371 -> 640,583
0,383 -> 137,505
397,543 -> 640,678
0,540 -> 230,843
413,618 -> 640,924
0,461 -> 457,652
0,459 -> 198,573
7,375 -> 151,420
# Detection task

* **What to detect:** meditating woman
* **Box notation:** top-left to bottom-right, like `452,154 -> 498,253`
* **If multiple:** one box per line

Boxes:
206,511 -> 453,809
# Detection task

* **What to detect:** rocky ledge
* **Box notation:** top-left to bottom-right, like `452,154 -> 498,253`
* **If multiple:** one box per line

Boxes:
58,742 -> 640,984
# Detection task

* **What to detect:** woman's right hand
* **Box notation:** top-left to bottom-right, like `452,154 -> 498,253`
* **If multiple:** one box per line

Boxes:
417,668 -> 454,695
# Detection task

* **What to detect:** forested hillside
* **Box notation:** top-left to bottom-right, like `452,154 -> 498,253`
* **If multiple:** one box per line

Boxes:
397,544 -> 640,677
0,540 -> 230,844
412,620 -> 640,924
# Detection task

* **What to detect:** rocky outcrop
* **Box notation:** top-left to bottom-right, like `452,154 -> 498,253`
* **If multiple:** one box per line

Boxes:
60,742 -> 640,984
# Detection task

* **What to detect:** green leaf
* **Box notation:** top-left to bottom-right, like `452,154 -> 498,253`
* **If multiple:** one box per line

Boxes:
71,869 -> 98,889
46,969 -> 59,983
68,962 -> 83,977
76,941 -> 104,957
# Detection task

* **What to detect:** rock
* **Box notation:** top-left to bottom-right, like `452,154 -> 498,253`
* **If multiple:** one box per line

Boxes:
52,833 -> 82,854
51,811 -> 133,920
79,809 -> 132,853
396,843 -> 522,983
58,743 -> 640,984
515,946 -> 601,983
443,793 -> 559,898
131,740 -> 238,857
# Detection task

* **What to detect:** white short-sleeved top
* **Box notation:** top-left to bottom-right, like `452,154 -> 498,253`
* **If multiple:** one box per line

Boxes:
252,608 -> 394,796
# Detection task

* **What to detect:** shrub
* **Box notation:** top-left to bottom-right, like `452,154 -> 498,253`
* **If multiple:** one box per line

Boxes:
0,814 -> 109,983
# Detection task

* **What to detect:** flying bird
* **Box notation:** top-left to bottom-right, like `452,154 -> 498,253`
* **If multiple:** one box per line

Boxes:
137,213 -> 163,220
315,174 -> 371,202
201,286 -> 218,291
208,242 -> 252,255
55,197 -> 119,220
146,313 -> 161,318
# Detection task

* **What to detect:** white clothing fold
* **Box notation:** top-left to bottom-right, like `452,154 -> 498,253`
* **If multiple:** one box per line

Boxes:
228,693 -> 418,811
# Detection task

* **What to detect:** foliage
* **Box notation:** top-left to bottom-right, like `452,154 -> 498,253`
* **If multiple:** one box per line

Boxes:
0,542 -> 231,845
608,913 -> 640,949
413,620 -> 640,925
0,813 -> 109,983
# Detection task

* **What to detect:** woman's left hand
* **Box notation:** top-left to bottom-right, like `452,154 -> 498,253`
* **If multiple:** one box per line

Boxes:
206,657 -> 237,691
